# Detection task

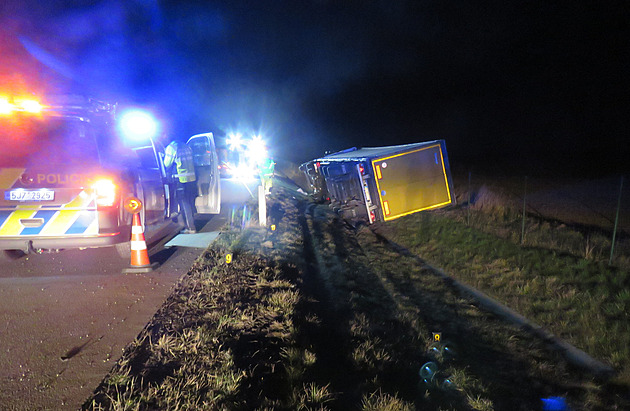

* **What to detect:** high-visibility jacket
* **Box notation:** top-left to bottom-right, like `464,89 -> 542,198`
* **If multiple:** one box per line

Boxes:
259,158 -> 275,177
164,142 -> 196,183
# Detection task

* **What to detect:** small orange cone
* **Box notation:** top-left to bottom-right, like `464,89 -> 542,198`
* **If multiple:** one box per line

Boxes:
122,213 -> 158,273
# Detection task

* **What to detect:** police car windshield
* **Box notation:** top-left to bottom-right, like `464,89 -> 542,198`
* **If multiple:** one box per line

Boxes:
0,116 -> 100,167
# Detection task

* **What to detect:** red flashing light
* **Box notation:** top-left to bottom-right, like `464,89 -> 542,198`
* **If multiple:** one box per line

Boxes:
0,97 -> 13,114
359,164 -> 365,175
92,178 -> 117,207
0,96 -> 44,114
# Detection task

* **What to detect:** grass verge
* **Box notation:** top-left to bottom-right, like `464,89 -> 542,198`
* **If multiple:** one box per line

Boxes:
83,188 -> 629,410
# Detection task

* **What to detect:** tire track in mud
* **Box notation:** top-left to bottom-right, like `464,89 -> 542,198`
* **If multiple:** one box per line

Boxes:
298,202 -> 466,409
301,200 -> 610,410
357,225 -> 568,409
294,201 -> 365,407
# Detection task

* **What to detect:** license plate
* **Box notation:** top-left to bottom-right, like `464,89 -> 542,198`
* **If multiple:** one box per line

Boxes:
5,189 -> 55,201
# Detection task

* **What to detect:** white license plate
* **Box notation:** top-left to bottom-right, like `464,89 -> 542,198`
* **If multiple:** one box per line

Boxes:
5,189 -> 55,201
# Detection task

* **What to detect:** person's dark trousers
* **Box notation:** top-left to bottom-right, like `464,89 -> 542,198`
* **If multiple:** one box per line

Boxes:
177,181 -> 197,232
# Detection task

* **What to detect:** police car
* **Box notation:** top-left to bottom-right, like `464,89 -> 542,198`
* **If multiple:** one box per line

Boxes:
0,95 -> 220,261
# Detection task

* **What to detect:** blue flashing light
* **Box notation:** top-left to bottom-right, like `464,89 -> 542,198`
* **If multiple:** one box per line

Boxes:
117,109 -> 159,142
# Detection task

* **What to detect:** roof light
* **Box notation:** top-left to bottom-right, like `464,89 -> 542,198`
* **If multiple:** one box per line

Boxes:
0,97 -> 12,114
0,97 -> 44,114
17,99 -> 42,113
117,108 -> 159,143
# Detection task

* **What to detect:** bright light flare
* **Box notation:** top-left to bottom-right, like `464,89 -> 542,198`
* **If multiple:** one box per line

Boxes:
0,97 -> 13,114
227,132 -> 242,151
246,134 -> 268,165
117,109 -> 159,142
232,163 -> 257,181
17,99 -> 42,113
250,134 -> 266,151
92,178 -> 117,207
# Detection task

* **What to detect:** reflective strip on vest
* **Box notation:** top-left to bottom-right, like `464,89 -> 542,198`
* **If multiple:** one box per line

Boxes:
176,145 -> 196,183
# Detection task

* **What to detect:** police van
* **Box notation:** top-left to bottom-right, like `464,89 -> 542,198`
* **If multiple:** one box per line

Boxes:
0,95 -> 220,260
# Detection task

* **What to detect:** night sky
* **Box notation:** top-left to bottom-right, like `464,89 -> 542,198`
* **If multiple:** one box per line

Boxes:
1,0 -> 628,177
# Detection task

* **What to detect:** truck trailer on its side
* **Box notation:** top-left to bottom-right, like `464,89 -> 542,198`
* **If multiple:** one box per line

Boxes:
300,140 -> 455,224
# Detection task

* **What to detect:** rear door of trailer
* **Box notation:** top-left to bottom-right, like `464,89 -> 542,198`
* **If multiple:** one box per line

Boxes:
371,142 -> 453,221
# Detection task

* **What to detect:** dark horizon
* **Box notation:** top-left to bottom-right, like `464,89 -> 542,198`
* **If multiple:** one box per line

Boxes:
1,0 -> 628,178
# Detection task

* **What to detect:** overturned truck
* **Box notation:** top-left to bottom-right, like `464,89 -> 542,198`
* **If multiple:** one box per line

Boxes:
300,140 -> 455,224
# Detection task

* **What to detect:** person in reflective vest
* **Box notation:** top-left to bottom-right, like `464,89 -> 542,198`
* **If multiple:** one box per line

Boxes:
259,157 -> 275,195
164,140 -> 197,233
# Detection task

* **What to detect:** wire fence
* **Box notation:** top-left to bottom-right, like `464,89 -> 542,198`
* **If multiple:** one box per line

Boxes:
457,173 -> 628,267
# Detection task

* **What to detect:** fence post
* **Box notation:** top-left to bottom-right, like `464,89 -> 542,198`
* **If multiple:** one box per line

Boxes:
609,176 -> 624,266
521,176 -> 527,245
258,185 -> 267,226
467,171 -> 471,226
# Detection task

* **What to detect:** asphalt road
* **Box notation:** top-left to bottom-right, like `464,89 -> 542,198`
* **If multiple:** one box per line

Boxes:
0,178 -> 259,410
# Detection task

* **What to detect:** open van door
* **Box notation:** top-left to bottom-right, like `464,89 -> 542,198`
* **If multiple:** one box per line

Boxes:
186,133 -> 221,214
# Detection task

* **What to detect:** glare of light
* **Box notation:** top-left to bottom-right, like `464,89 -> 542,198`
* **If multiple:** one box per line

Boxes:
246,147 -> 268,166
117,109 -> 159,142
17,99 -> 43,113
250,134 -> 265,152
232,163 -> 257,181
246,134 -> 268,165
92,178 -> 117,207
227,132 -> 242,151
0,97 -> 14,114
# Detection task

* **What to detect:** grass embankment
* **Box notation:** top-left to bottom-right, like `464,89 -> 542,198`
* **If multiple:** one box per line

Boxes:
85,192 -> 330,409
84,189 -> 629,410
377,206 -> 630,385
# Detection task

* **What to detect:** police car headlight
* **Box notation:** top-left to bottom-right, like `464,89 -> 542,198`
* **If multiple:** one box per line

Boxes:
92,179 -> 117,207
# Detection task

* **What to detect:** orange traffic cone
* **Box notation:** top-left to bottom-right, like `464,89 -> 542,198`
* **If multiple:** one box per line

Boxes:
122,213 -> 158,273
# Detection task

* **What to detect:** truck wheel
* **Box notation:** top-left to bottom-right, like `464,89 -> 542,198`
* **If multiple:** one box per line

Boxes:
1,250 -> 25,261
115,242 -> 131,259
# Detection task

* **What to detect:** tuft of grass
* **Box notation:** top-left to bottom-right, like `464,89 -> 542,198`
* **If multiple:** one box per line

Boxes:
298,383 -> 333,410
361,390 -> 413,411
265,289 -> 300,315
466,394 -> 495,411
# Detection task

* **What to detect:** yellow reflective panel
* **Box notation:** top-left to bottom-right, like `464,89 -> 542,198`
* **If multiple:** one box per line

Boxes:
373,144 -> 452,221
40,190 -> 93,235
0,207 -> 37,236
